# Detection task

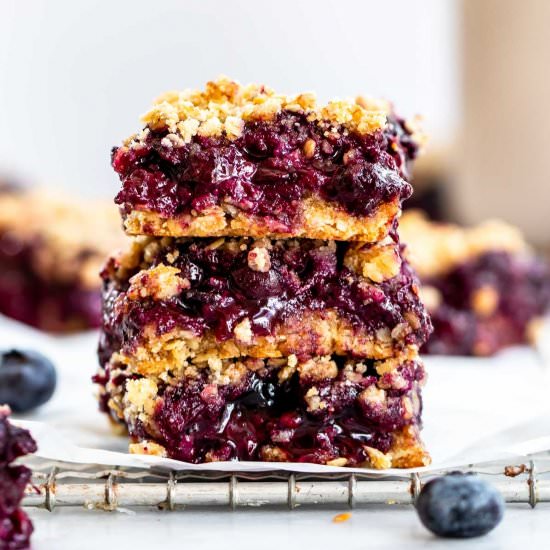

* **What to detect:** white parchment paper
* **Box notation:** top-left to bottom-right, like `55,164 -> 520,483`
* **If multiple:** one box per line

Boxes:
2,315 -> 550,475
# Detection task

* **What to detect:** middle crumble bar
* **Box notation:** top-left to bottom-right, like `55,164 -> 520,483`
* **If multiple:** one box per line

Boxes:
99,235 -> 432,375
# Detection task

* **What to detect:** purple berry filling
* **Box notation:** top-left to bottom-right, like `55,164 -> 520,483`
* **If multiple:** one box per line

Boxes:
0,232 -> 101,331
0,468 -> 31,518
108,358 -> 424,465
0,411 -> 36,549
98,239 -> 431,364
0,509 -> 34,550
424,251 -> 550,355
113,111 -> 416,228
0,415 -> 37,467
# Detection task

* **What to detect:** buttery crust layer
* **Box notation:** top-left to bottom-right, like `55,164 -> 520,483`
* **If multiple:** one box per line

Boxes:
123,198 -> 400,242
125,425 -> 430,469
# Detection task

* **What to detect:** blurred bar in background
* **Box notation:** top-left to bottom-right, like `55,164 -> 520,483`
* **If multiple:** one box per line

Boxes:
0,184 -> 126,332
407,146 -> 454,221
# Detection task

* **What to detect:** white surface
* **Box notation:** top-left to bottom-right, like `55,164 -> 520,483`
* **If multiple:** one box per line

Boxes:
26,504 -> 550,550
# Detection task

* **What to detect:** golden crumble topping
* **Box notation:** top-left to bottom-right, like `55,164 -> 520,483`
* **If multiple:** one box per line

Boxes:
389,425 -> 431,468
124,378 -> 158,419
110,307 -> 417,378
247,246 -> 271,272
107,346 -> 422,394
134,76 -> 390,146
129,440 -> 167,457
344,240 -> 401,283
470,285 -> 499,317
298,356 -> 339,381
127,264 -> 190,301
233,318 -> 254,344
363,445 -> 393,469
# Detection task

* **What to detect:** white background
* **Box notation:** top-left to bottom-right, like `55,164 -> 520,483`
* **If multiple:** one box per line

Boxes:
0,0 -> 459,196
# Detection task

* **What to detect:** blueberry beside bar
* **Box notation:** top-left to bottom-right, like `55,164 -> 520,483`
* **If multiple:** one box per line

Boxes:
97,77 -> 432,469
0,187 -> 126,332
112,77 -> 421,241
401,211 -> 550,356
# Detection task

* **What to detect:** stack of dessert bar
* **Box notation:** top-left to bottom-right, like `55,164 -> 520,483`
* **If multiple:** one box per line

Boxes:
95,77 -> 433,468
401,210 -> 550,356
0,186 -> 126,332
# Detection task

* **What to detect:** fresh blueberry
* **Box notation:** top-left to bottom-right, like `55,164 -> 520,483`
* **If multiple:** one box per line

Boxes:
0,350 -> 57,412
416,472 -> 504,538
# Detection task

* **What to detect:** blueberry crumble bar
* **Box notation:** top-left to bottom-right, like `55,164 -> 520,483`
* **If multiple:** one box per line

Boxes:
112,77 -> 422,241
98,235 -> 431,373
0,406 -> 37,549
0,187 -> 126,332
95,350 -> 429,468
97,77 -> 432,469
401,211 -> 550,355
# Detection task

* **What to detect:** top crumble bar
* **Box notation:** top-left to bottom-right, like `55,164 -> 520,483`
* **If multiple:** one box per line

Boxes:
113,77 -> 423,240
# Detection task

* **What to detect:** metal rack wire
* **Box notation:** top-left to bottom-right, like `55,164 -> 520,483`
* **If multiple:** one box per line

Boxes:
22,456 -> 550,511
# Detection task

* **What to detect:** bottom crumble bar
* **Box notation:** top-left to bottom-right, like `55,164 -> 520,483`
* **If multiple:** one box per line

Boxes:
95,350 -> 429,469
121,199 -> 401,243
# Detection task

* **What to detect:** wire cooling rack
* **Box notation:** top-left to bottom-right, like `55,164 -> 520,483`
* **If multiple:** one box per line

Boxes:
21,455 -> 550,511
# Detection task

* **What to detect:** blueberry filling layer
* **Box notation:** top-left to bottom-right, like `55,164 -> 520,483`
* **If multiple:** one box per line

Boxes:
0,467 -> 31,517
423,251 -> 550,355
0,410 -> 37,549
105,357 -> 424,465
99,238 -> 431,364
0,232 -> 101,331
0,415 -> 37,467
113,111 -> 416,228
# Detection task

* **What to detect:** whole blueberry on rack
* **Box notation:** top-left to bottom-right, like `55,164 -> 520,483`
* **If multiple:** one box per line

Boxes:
0,350 -> 57,412
416,472 -> 504,538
